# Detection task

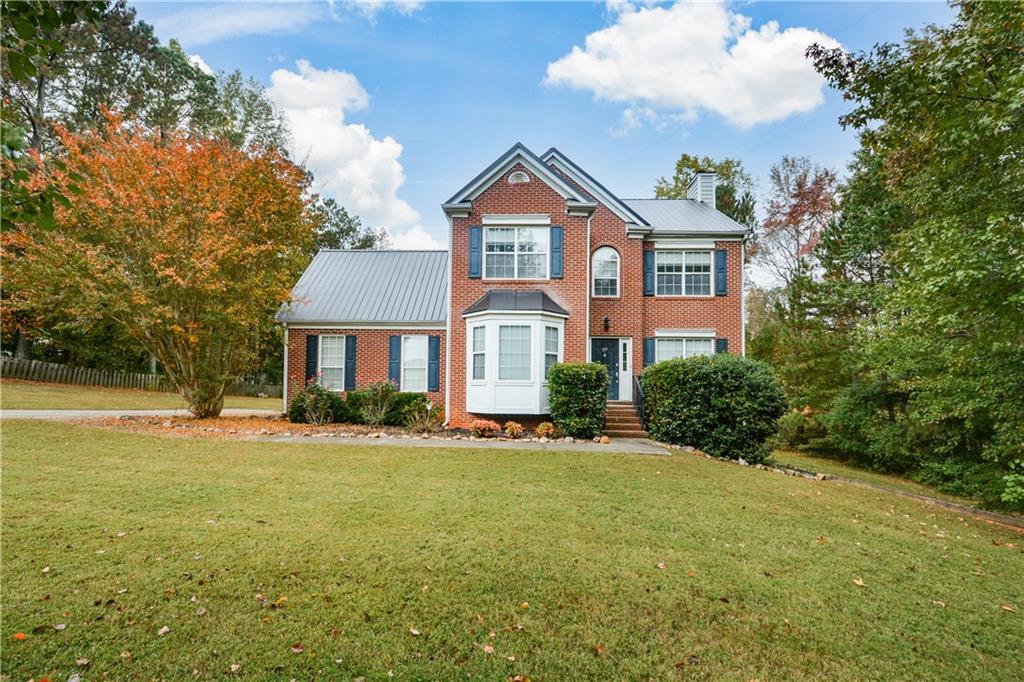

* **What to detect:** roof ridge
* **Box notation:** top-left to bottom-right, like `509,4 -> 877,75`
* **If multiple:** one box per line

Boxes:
318,248 -> 448,253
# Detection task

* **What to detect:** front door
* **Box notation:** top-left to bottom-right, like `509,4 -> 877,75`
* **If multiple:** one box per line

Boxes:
591,338 -> 620,400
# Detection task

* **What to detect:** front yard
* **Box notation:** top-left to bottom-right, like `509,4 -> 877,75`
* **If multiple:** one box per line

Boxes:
2,420 -> 1021,680
0,379 -> 280,411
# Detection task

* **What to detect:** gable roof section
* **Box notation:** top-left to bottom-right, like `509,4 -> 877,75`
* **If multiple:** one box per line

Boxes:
276,250 -> 448,325
541,147 -> 649,227
622,199 -> 750,236
443,142 -> 595,213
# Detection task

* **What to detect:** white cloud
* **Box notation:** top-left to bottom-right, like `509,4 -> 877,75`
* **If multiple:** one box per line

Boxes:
187,54 -> 214,75
153,3 -> 323,48
389,224 -> 446,250
545,0 -> 841,129
329,0 -> 425,20
266,60 -> 421,234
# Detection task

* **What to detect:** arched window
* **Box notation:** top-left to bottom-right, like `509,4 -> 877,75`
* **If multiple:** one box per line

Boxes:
592,247 -> 619,297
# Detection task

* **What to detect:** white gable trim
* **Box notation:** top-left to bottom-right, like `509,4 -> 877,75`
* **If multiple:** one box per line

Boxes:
444,143 -> 589,209
542,149 -> 649,227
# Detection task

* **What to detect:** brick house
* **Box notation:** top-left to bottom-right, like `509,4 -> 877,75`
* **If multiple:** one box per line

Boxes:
278,143 -> 749,432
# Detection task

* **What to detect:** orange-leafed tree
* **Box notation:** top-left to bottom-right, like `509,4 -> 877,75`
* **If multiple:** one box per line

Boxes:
5,114 -> 314,416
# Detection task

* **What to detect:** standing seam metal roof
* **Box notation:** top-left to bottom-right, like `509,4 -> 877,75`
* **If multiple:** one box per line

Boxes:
621,199 -> 750,235
276,250 -> 449,324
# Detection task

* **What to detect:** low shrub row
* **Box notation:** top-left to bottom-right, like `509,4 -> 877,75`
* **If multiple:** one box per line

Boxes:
288,380 -> 438,429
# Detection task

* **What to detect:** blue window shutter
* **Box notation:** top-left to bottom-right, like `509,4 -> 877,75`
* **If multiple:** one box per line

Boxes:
468,225 -> 482,278
550,225 -> 564,279
388,335 -> 401,387
643,338 -> 656,367
305,335 -> 318,383
428,335 -> 440,392
716,337 -> 729,354
344,335 -> 357,390
643,250 -> 655,296
715,249 -> 727,296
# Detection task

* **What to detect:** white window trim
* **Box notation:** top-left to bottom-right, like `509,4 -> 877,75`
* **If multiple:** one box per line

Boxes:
471,325 -> 486,383
654,249 -> 713,298
498,324 -> 532,382
318,334 -> 346,392
591,246 -> 620,298
483,226 -> 550,281
482,214 -> 550,225
400,335 -> 428,393
543,325 -> 560,383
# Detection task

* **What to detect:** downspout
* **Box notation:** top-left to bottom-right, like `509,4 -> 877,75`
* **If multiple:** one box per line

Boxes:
585,212 -> 592,361
443,214 -> 453,426
740,239 -> 747,356
281,323 -> 289,412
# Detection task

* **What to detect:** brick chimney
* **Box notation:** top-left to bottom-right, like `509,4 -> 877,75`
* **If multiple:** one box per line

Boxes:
687,171 -> 716,209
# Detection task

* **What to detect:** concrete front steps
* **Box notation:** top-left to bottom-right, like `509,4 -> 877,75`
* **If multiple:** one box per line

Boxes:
604,401 -> 648,438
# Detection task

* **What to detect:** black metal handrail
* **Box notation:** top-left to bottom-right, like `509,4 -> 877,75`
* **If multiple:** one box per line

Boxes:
632,375 -> 646,430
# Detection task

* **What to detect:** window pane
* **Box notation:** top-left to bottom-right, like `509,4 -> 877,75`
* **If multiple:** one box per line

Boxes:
517,227 -> 548,253
321,367 -> 345,391
485,253 -> 514,278
686,338 -> 714,357
517,253 -> 547,278
485,228 -> 515,251
656,273 -> 682,296
545,326 -> 558,354
656,338 -> 686,363
656,251 -> 683,295
472,353 -> 485,380
472,326 -> 485,353
545,353 -> 557,378
499,325 -> 531,380
472,326 -> 485,380
320,336 -> 345,365
485,228 -> 515,278
684,251 -> 712,295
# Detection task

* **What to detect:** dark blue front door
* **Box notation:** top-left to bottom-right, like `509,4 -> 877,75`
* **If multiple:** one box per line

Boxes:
591,338 -> 619,400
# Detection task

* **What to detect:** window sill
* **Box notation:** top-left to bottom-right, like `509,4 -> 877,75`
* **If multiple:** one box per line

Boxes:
482,277 -> 551,282
592,295 -> 620,300
652,295 -> 715,300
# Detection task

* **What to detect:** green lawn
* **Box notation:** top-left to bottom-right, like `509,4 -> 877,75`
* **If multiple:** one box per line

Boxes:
2,421 -> 1021,680
0,379 -> 280,411
770,449 -> 981,507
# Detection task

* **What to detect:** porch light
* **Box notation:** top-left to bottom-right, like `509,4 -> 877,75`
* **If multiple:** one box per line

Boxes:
603,317 -> 610,332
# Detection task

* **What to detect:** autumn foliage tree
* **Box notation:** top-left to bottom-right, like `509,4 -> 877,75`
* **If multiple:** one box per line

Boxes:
5,115 -> 314,416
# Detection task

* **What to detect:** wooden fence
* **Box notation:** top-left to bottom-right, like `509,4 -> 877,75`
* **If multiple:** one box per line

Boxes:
0,357 -> 282,398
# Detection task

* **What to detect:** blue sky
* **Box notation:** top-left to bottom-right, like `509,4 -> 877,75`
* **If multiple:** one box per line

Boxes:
133,1 -> 953,249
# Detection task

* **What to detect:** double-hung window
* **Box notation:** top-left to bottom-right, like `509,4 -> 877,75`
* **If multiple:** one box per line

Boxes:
319,336 -> 346,391
592,247 -> 619,297
656,250 -> 711,296
401,335 -> 428,392
471,326 -> 486,380
484,227 -> 548,279
498,325 -> 531,380
544,326 -> 559,378
655,337 -> 714,362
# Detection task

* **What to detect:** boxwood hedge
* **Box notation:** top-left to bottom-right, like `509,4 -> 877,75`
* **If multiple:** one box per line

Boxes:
547,362 -> 608,439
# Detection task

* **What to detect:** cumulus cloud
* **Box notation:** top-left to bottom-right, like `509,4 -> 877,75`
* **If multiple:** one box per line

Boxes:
545,0 -> 841,129
267,60 -> 421,235
329,0 -> 425,20
389,224 -> 447,250
187,54 -> 214,75
153,3 -> 322,48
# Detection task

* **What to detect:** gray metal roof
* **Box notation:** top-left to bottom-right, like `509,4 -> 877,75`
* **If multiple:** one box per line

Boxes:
463,290 -> 569,317
277,250 -> 448,325
622,199 -> 750,235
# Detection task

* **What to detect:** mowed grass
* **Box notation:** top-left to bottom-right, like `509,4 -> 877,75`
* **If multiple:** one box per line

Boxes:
2,422 -> 1021,681
0,379 -> 280,411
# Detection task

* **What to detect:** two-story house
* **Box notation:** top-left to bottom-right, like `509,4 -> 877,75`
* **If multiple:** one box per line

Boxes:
278,143 -> 750,432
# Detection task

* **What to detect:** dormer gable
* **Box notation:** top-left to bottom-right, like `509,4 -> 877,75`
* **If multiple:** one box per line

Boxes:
442,142 -> 597,218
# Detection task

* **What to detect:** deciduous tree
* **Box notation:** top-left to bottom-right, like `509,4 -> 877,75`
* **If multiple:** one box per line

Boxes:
5,116 -> 315,416
654,153 -> 756,227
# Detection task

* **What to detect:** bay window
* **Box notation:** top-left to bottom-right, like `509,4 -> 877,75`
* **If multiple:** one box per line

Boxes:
484,227 -> 549,279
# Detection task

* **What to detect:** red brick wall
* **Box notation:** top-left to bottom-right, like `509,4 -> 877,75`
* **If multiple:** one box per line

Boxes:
286,327 -> 446,409
449,163 -> 591,427
640,240 -> 744,354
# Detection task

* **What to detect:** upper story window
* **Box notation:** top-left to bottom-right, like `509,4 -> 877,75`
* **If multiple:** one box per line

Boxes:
484,226 -> 548,279
656,250 -> 711,296
592,246 -> 619,297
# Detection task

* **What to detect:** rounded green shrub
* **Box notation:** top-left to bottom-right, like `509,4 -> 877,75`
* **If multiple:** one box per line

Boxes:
641,354 -> 786,462
547,362 -> 608,439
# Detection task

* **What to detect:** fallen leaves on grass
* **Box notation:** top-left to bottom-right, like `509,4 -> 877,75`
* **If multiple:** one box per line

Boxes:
158,625 -> 170,636
482,644 -> 494,654
519,602 -> 529,609
230,663 -> 242,673
853,578 -> 866,587
656,562 -> 667,570
1001,604 -> 1016,613
932,600 -> 946,608
409,627 -> 421,636
290,643 -> 305,654
594,644 -> 607,657
817,536 -> 827,545
13,632 -> 26,641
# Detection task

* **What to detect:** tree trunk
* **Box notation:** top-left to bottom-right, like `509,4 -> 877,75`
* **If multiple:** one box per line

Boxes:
14,331 -> 33,359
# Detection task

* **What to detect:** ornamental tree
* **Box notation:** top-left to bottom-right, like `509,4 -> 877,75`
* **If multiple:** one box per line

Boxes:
5,115 -> 314,416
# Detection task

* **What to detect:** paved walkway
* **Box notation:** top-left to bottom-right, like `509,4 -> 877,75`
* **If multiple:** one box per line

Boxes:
0,408 -> 280,420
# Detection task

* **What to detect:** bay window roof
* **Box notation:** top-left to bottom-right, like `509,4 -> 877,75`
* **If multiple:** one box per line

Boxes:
463,290 -> 569,317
